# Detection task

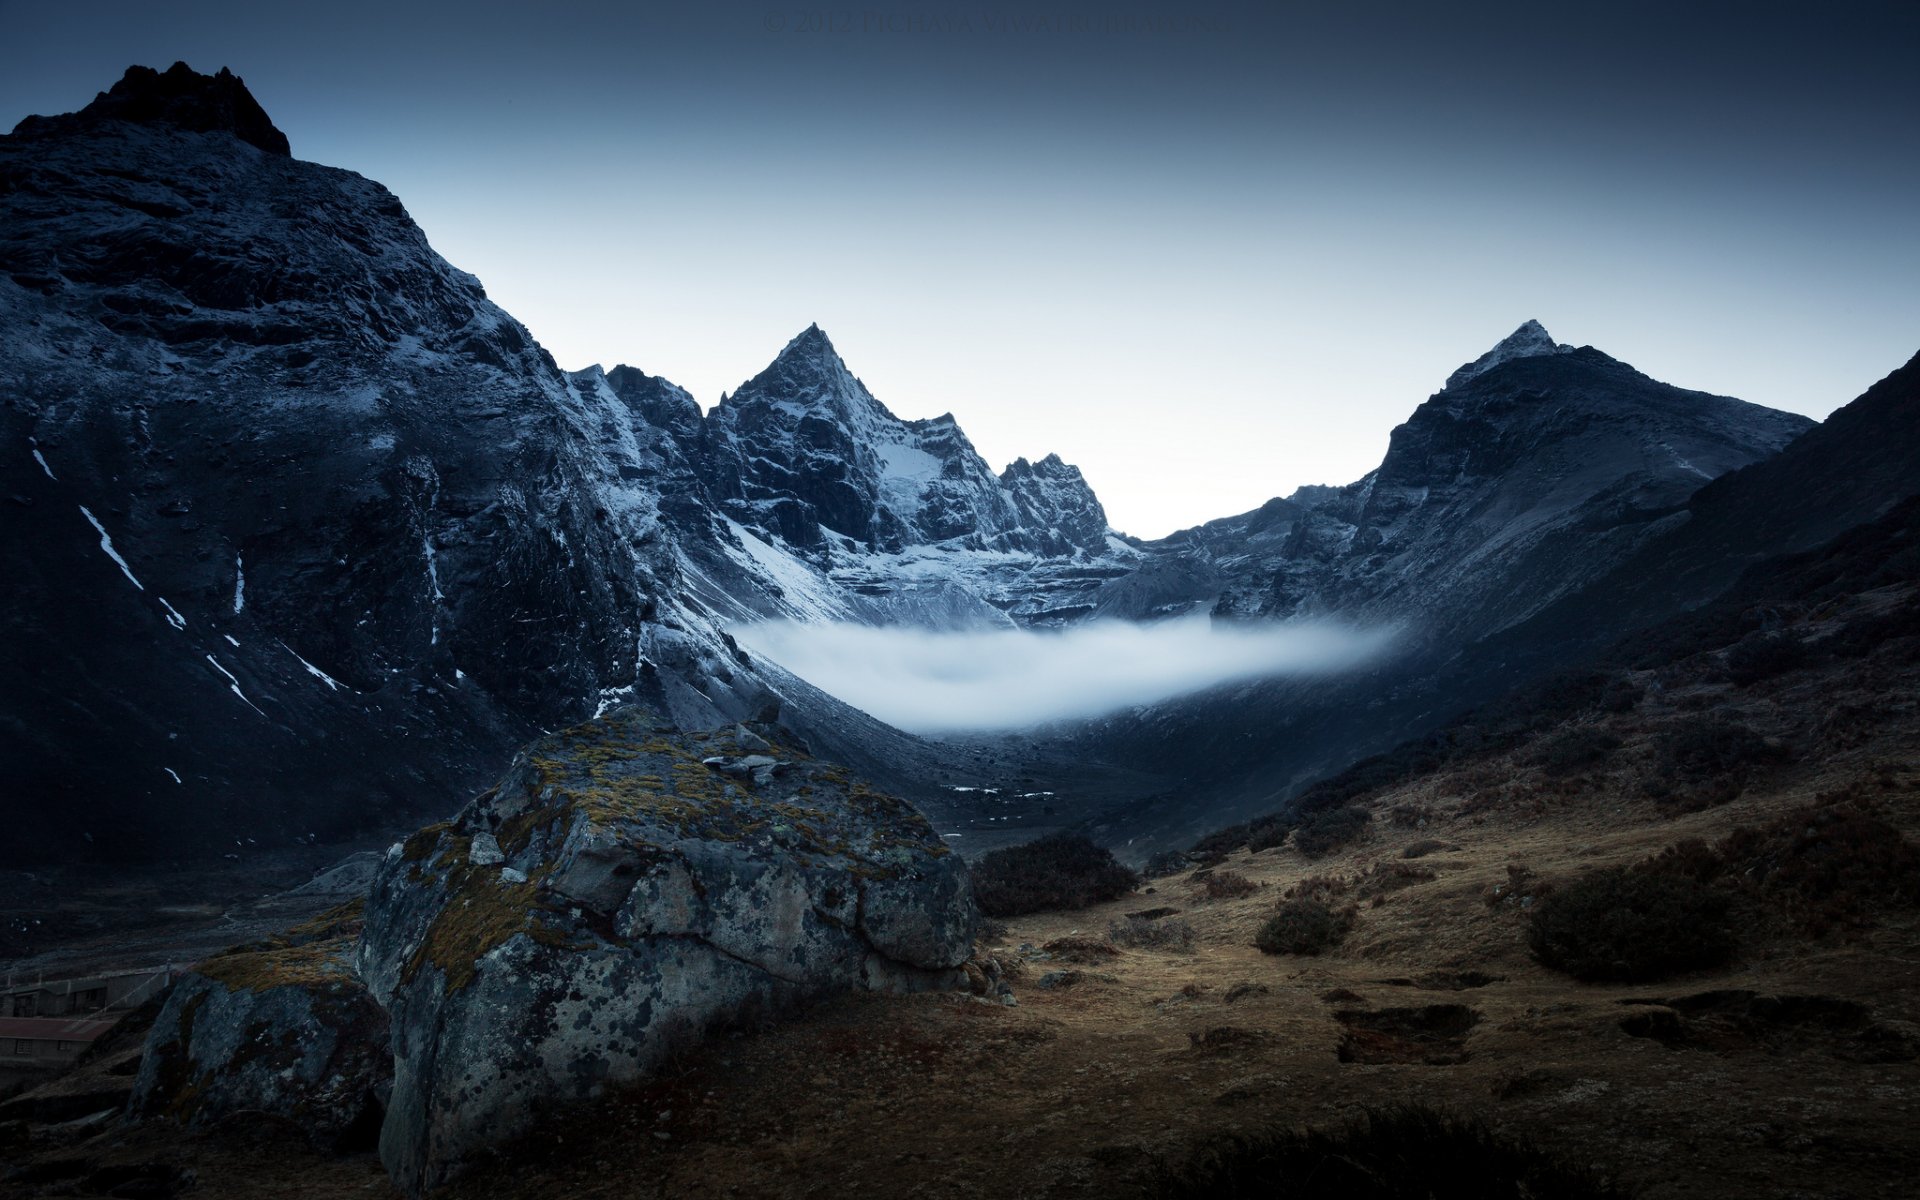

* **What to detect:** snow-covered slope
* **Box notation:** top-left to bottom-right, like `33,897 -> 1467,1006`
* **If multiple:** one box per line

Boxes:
685,324 -> 1138,626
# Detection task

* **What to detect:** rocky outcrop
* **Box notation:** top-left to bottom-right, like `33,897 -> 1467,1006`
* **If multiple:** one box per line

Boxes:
356,710 -> 976,1195
1443,317 -> 1572,390
12,61 -> 290,157
126,903 -> 390,1151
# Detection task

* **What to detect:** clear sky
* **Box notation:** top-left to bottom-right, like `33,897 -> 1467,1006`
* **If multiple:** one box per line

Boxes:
5,0 -> 1916,538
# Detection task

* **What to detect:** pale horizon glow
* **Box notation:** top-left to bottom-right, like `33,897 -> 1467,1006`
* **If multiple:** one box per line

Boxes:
731,615 -> 1397,732
5,2 -> 1916,537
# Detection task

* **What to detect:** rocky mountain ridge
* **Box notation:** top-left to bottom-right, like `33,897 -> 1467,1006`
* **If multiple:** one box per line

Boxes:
2,62 -> 1900,873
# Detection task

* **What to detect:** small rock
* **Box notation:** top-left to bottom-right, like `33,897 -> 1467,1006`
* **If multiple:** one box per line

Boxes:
467,832 -> 504,867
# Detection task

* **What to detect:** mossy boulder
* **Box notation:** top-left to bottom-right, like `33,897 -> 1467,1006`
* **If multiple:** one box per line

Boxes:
126,902 -> 390,1151
358,709 -> 976,1195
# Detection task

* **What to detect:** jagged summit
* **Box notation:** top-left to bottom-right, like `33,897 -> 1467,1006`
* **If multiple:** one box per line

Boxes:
771,322 -> 838,366
10,62 -> 290,156
1444,318 -> 1574,390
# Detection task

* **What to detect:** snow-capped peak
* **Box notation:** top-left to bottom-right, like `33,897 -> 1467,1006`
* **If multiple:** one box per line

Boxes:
771,322 -> 838,368
1444,319 -> 1573,390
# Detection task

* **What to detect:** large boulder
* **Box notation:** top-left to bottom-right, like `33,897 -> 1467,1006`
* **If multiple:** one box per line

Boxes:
126,902 -> 390,1150
358,709 -> 977,1195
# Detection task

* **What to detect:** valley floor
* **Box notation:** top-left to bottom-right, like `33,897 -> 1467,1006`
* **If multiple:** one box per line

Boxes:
11,729 -> 1916,1199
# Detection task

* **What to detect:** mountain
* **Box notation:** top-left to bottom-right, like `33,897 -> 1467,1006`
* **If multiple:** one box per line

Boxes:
0,65 -> 796,865
1067,343 -> 1918,854
5,63 -> 1902,875
1119,325 -> 1813,641
686,324 -> 1136,627
0,64 -> 1126,868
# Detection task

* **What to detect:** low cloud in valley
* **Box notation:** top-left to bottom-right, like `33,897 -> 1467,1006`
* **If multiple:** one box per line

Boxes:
730,615 -> 1396,733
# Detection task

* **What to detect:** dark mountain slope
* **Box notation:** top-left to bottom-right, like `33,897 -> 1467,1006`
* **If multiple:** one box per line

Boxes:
1077,348 -> 1919,857
1122,328 -> 1813,641
0,65 -> 774,865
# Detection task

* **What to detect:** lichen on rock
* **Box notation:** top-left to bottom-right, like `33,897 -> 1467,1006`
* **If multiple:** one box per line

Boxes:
356,707 -> 977,1195
126,901 -> 391,1152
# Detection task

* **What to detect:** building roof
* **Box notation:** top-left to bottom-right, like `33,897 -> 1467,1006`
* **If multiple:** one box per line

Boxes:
0,1015 -> 121,1042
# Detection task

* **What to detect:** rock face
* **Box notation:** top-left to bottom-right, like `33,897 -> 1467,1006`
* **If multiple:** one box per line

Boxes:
0,62 -> 791,866
11,61 -> 291,157
0,66 -> 1109,866
688,325 -> 1135,626
1443,317 -> 1572,389
356,710 -> 976,1195
1140,326 -> 1815,641
126,903 -> 390,1151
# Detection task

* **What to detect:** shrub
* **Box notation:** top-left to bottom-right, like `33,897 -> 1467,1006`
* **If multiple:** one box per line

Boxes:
1199,870 -> 1260,900
1244,816 -> 1294,852
1188,813 -> 1294,861
1387,803 -> 1434,829
1154,1105 -> 1629,1200
1713,802 -> 1920,933
1293,806 -> 1369,857
1530,727 -> 1622,775
1108,915 -> 1196,952
1356,861 -> 1435,898
1656,717 -> 1787,777
1527,868 -> 1735,982
1645,717 -> 1789,809
971,833 -> 1139,918
1723,631 -> 1813,685
1143,850 -> 1190,878
1255,897 -> 1356,956
1283,873 -> 1352,903
1190,823 -> 1253,864
1599,680 -> 1644,712
1634,806 -> 1920,937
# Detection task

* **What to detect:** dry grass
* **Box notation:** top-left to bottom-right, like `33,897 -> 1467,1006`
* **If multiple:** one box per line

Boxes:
27,629 -> 1920,1200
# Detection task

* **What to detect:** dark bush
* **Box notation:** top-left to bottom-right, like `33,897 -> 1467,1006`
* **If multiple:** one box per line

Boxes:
1294,806 -> 1369,857
1599,680 -> 1644,712
1722,631 -> 1813,685
1154,1105 -> 1629,1200
1656,718 -> 1787,777
1387,803 -> 1434,828
1189,813 -> 1294,861
1143,850 -> 1190,878
1245,816 -> 1294,852
1283,873 -> 1352,903
1530,727 -> 1622,775
1199,870 -> 1260,900
1189,822 -> 1252,865
1527,868 -> 1734,982
971,833 -> 1138,918
1645,718 -> 1788,808
1715,802 -> 1920,933
1255,897 -> 1355,956
1356,861 -> 1435,898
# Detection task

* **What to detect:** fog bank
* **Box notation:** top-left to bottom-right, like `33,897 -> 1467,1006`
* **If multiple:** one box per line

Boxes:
731,615 -> 1395,733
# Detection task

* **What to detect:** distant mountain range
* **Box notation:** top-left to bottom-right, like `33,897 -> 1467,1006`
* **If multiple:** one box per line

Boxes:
4,63 -> 1915,866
